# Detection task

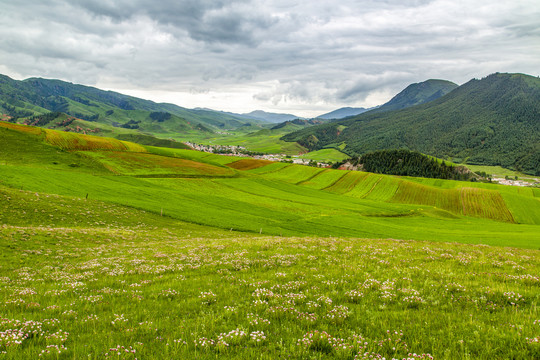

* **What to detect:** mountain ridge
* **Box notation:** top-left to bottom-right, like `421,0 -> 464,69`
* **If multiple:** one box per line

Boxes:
0,75 -> 267,134
282,73 -> 540,174
316,107 -> 370,120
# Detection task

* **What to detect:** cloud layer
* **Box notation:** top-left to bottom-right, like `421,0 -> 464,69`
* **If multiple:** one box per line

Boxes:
1,0 -> 539,116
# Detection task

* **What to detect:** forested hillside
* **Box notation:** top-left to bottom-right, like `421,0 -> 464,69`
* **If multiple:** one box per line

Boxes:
349,149 -> 473,180
368,79 -> 458,113
0,74 -> 265,134
282,73 -> 540,174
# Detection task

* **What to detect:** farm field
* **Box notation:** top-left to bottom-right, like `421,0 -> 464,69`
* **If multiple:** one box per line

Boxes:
0,122 -> 540,359
299,148 -> 350,162
1,123 -> 540,244
170,128 -> 308,155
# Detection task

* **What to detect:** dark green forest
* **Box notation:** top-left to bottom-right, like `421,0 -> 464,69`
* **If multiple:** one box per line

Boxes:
350,149 -> 473,180
283,73 -> 540,175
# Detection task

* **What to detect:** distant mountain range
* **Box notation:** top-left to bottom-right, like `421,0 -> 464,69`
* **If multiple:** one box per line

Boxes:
0,75 -> 269,136
316,107 -> 370,120
238,110 -> 301,123
2,72 -> 538,174
282,73 -> 540,175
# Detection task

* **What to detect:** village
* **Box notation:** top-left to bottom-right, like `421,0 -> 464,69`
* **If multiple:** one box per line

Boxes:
184,141 -> 331,167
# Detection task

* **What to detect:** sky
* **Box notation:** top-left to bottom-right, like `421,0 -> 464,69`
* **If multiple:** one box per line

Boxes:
0,0 -> 539,118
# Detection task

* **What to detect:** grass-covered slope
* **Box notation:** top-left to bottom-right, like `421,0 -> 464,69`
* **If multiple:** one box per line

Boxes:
1,122 -> 539,247
0,74 -> 266,136
239,159 -> 540,226
1,222 -> 539,359
283,73 -> 540,174
369,79 -> 458,113
1,122 -> 539,359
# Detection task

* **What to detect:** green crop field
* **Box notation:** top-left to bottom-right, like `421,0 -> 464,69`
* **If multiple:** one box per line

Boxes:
299,148 -> 350,162
243,161 -> 291,175
297,169 -> 348,189
324,172 -> 371,194
1,122 -> 539,359
260,166 -> 324,184
171,128 -> 307,155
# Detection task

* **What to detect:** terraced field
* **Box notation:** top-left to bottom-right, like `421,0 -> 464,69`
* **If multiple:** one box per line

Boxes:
240,160 -> 537,225
1,123 -> 539,244
45,129 -> 146,152
81,151 -> 236,177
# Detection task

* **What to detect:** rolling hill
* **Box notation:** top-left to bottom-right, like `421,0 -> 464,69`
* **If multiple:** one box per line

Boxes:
1,120 -> 539,359
282,73 -> 540,175
0,74 -> 267,137
1,120 -> 539,243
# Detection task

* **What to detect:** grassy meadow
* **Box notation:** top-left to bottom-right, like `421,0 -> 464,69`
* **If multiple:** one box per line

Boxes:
1,122 -> 539,359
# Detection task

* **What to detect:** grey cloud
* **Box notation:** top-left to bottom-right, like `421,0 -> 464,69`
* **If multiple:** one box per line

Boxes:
335,73 -> 414,101
69,0 -> 277,46
0,0 -> 539,116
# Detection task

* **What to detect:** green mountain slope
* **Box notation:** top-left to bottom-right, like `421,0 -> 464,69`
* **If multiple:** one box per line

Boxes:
317,107 -> 369,120
282,73 -> 540,174
0,74 -> 266,136
370,79 -> 458,113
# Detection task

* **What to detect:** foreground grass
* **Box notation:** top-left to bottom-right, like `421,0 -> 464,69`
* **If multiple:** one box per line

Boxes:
0,223 -> 539,359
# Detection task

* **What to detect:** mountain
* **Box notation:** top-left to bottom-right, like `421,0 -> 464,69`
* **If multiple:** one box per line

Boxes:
240,110 -> 301,123
270,118 -> 326,131
282,73 -> 540,175
0,74 -> 265,136
315,79 -> 456,120
317,107 -> 369,120
369,79 -> 458,113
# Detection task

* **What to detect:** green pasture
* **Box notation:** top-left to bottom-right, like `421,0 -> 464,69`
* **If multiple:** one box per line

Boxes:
1,123 -> 540,359
463,164 -> 534,179
298,148 -> 349,162
0,163 -> 539,248
170,129 -> 307,155
298,169 -> 348,189
0,222 -> 539,359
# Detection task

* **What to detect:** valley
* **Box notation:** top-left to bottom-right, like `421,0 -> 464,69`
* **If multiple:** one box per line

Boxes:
0,73 -> 539,359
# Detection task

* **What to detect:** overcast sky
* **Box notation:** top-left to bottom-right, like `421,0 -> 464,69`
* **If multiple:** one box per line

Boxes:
1,0 -> 539,117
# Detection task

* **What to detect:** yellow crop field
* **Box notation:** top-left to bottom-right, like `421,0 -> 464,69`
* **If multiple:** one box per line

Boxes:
390,181 -> 516,222
44,129 -> 146,152
81,151 -> 236,177
391,181 -> 463,214
0,121 -> 44,135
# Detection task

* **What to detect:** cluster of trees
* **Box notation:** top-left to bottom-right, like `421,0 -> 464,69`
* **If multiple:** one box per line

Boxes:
150,112 -> 172,122
348,149 -> 474,181
0,101 -> 35,119
72,113 -> 99,122
22,112 -> 62,127
119,119 -> 140,129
